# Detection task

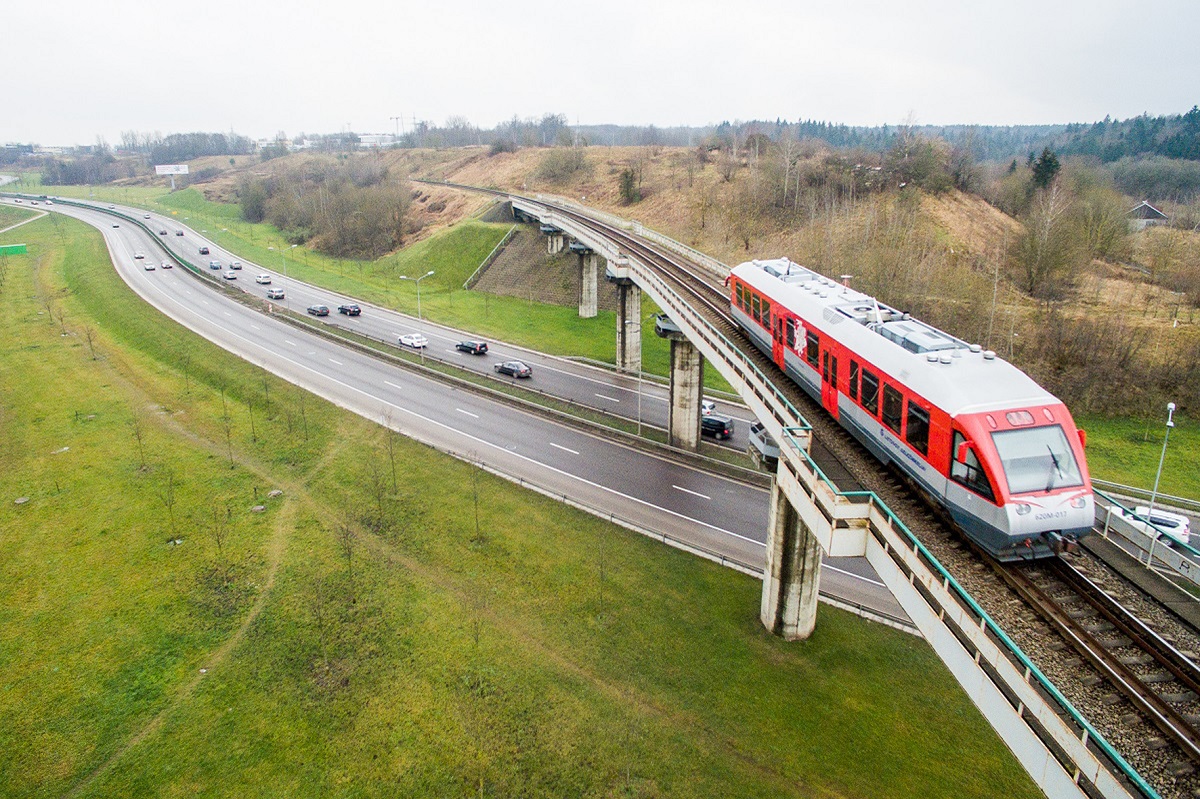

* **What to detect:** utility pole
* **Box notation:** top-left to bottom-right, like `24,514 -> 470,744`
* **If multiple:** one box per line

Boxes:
390,116 -> 401,138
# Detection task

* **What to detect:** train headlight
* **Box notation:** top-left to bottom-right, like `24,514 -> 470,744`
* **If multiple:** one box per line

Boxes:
1070,496 -> 1087,509
1015,503 -> 1032,516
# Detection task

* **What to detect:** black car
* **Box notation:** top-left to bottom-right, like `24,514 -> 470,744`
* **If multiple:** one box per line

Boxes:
158,229 -> 168,236
455,340 -> 488,355
198,246 -> 210,255
338,304 -> 361,316
307,305 -> 330,317
700,414 -> 735,441
494,360 -> 531,378
175,230 -> 185,236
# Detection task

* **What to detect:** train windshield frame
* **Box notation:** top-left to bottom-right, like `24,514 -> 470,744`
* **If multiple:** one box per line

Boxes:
990,424 -> 1083,495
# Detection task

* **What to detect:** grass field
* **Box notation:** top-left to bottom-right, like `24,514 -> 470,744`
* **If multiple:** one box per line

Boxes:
0,205 -> 38,230
0,207 -> 1041,796
1077,413 -> 1200,500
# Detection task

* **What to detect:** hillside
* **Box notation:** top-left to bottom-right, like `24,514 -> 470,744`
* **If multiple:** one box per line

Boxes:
104,144 -> 1200,415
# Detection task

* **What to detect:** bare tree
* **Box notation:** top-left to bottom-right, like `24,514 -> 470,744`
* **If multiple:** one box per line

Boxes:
179,346 -> 193,394
246,396 -> 257,443
1010,181 -> 1082,301
209,503 -> 232,583
336,524 -> 356,605
365,458 -> 389,532
471,456 -> 485,545
309,574 -> 331,671
221,389 -> 235,468
83,324 -> 98,360
158,466 -> 178,536
299,392 -> 309,441
130,413 -> 148,471
384,413 -> 399,492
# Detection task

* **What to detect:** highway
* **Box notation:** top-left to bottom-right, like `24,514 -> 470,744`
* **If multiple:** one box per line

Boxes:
2,194 -> 910,627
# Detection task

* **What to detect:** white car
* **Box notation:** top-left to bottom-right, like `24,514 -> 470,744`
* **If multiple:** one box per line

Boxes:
255,274 -> 272,284
223,271 -> 238,280
399,333 -> 428,349
143,214 -> 151,219
133,252 -> 145,259
143,262 -> 156,271
1115,506 -> 1191,546
230,261 -> 242,270
701,399 -> 717,416
160,261 -> 174,269
266,287 -> 285,299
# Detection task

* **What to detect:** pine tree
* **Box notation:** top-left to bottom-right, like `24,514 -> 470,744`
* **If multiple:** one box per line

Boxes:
1031,147 -> 1061,189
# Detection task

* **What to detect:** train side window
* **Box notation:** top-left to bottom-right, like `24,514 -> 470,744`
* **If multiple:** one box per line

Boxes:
861,369 -> 879,415
762,302 -> 771,330
829,355 -> 838,388
849,361 -> 859,401
906,403 -> 930,455
736,283 -> 745,311
951,432 -> 996,502
751,293 -> 761,324
882,385 -> 903,433
805,331 -> 819,368
785,318 -> 797,349
822,352 -> 829,381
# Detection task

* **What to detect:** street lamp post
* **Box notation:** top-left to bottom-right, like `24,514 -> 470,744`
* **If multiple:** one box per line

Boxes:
1145,401 -> 1176,564
398,270 -> 435,320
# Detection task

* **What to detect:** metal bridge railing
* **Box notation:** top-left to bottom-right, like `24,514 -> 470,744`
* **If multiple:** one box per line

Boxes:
775,428 -> 1154,799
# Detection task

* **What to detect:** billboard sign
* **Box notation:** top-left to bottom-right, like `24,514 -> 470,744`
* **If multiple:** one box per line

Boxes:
155,164 -> 189,175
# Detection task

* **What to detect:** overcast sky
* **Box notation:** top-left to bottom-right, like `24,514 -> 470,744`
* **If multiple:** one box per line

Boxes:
6,0 -> 1198,146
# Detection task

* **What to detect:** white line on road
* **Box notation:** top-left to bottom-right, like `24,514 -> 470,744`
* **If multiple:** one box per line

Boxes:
383,380 -> 404,391
456,408 -> 479,419
672,485 -> 712,500
594,393 -> 620,403
224,312 -> 231,317
549,442 -> 579,455
284,340 -> 296,346
251,325 -> 260,331
328,358 -> 343,366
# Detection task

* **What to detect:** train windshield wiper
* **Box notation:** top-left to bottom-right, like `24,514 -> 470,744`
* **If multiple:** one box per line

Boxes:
1045,444 -> 1063,492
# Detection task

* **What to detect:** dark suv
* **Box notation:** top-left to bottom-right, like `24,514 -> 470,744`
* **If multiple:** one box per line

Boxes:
700,414 -> 734,441
455,340 -> 488,355
198,246 -> 210,255
338,304 -> 361,316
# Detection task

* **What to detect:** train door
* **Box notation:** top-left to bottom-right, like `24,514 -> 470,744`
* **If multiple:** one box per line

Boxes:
821,350 -> 839,418
772,313 -> 786,367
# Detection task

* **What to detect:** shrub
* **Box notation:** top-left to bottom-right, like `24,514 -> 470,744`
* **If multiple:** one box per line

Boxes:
535,148 -> 589,184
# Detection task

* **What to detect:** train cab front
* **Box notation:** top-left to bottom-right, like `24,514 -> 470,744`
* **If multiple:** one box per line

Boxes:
958,405 -> 1094,561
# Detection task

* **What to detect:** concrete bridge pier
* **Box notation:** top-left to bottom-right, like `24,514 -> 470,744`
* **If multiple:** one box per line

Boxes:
761,482 -> 822,640
576,249 -> 599,319
540,224 -> 565,254
667,338 -> 704,449
614,278 -> 641,372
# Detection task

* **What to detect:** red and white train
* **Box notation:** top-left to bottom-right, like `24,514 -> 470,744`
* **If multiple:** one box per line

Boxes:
729,258 -> 1094,561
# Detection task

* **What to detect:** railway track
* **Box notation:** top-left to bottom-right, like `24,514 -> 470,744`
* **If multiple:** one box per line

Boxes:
436,181 -> 1200,798
1004,557 -> 1200,781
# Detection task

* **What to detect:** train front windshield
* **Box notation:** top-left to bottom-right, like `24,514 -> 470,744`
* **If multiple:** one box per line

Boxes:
991,425 -> 1083,495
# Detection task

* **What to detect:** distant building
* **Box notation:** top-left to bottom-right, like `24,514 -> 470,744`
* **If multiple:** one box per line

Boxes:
1128,201 -> 1168,231
357,134 -> 396,149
